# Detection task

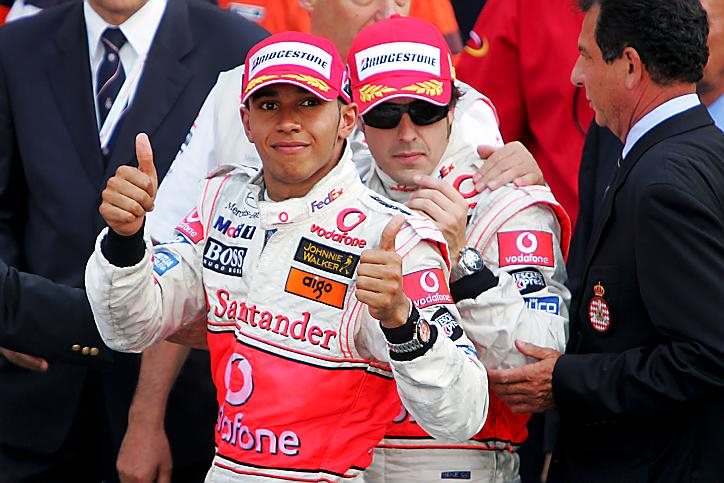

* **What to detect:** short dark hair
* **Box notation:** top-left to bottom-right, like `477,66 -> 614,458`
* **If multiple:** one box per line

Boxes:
450,83 -> 463,108
578,0 -> 709,85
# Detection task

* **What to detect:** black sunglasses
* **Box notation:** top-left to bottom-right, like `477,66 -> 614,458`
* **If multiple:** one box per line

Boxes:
362,100 -> 450,129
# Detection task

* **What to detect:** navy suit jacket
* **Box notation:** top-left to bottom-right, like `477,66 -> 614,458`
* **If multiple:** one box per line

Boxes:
552,105 -> 724,482
0,0 -> 266,457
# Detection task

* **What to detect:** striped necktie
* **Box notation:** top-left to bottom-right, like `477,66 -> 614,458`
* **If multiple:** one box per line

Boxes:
96,27 -> 127,128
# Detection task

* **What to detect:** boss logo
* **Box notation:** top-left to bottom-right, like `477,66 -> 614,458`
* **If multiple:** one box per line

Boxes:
203,238 -> 247,277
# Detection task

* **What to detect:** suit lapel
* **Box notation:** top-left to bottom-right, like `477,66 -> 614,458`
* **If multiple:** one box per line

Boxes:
579,104 -> 714,281
104,0 -> 193,178
47,3 -> 104,185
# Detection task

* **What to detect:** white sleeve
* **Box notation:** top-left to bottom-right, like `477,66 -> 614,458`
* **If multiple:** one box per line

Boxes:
85,225 -> 207,353
453,80 -> 505,148
358,239 -> 489,443
148,81 -> 220,243
457,203 -> 570,370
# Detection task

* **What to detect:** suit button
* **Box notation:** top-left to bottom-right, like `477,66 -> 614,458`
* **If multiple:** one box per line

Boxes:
81,346 -> 90,355
89,347 -> 99,356
72,344 -> 81,352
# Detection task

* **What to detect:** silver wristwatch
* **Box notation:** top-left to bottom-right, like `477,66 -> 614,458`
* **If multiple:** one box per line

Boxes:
387,318 -> 432,354
451,247 -> 484,281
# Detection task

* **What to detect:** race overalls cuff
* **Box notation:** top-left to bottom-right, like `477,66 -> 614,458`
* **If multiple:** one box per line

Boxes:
102,225 -> 146,268
382,304 -> 437,361
450,266 -> 498,302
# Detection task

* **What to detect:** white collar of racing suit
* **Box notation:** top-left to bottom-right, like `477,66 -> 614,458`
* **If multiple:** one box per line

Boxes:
251,142 -> 365,230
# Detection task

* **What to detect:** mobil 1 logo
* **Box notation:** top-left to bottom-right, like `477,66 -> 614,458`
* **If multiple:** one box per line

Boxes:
203,237 -> 247,277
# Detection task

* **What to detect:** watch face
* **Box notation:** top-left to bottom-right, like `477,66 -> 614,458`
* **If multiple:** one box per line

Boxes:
462,248 -> 483,272
417,320 -> 431,343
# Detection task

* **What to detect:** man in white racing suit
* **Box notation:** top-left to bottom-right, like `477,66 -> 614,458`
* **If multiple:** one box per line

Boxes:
347,16 -> 571,482
85,32 -> 489,482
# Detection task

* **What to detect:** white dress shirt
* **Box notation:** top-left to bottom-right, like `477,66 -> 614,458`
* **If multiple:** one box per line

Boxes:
84,0 -> 167,131
622,93 -> 700,159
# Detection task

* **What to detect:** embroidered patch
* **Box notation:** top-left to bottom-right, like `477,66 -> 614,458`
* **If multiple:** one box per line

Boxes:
294,238 -> 359,279
498,230 -> 554,267
285,268 -> 348,309
588,282 -> 611,332
402,268 -> 453,309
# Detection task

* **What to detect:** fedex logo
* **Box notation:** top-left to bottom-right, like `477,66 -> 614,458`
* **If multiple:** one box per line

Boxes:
310,188 -> 343,212
498,231 -> 554,268
213,215 -> 257,240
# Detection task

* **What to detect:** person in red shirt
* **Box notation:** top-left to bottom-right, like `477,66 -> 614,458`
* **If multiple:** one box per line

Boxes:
456,0 -> 593,227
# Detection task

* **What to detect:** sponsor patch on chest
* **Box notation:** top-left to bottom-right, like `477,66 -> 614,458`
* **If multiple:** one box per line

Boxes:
294,238 -> 359,278
203,237 -> 247,277
285,267 -> 348,309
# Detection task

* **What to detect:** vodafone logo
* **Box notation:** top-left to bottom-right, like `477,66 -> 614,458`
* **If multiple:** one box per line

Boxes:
224,353 -> 254,406
516,232 -> 538,254
176,208 -> 204,244
336,208 -> 366,233
498,230 -> 554,268
402,268 -> 453,309
420,271 -> 440,293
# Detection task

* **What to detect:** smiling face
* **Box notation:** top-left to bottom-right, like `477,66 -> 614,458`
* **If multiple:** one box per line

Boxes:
241,84 -> 357,201
363,98 -> 453,186
305,0 -> 411,57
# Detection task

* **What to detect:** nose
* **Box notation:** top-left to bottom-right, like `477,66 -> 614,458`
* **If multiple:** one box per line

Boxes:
375,0 -> 404,21
276,107 -> 302,133
397,113 -> 418,142
570,57 -> 584,87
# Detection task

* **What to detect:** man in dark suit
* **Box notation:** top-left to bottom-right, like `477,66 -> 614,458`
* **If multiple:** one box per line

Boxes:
484,0 -> 724,481
0,1 -> 266,481
0,259 -> 110,365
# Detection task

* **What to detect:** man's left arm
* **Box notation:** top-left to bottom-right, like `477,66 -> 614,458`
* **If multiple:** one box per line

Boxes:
553,182 -> 724,416
117,341 -> 190,483
356,216 -> 488,442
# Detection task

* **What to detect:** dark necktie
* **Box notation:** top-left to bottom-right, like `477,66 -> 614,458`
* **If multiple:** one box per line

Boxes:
96,27 -> 127,128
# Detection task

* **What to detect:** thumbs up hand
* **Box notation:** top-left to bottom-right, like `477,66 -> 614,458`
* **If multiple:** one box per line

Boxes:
100,133 -> 159,236
355,215 -> 411,328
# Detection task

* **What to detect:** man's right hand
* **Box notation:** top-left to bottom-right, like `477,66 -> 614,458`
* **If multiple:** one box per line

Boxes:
100,133 -> 158,236
0,347 -> 48,372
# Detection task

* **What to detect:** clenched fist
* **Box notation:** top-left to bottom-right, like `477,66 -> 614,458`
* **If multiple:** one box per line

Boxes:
100,133 -> 158,236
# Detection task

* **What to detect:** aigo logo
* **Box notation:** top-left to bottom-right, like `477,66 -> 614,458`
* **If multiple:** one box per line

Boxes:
336,208 -> 366,233
224,353 -> 253,406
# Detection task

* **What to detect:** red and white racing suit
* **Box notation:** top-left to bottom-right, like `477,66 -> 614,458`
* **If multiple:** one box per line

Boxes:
86,150 -> 489,482
362,122 -> 571,482
146,66 -> 502,242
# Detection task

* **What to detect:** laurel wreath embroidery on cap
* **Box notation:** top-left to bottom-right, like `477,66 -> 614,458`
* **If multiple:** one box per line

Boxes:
245,74 -> 279,93
358,84 -> 396,102
401,80 -> 443,96
281,73 -> 330,92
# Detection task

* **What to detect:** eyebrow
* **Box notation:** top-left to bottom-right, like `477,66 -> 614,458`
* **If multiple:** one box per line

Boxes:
252,86 -> 311,100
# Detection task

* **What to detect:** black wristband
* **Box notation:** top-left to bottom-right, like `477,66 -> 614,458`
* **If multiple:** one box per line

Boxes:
381,305 -> 437,361
450,266 -> 498,302
101,225 -> 146,267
